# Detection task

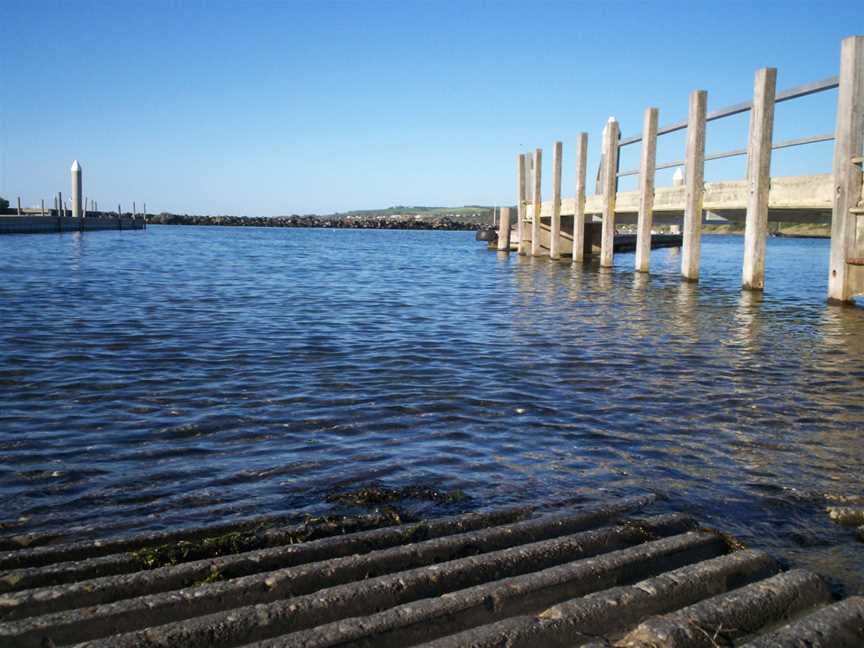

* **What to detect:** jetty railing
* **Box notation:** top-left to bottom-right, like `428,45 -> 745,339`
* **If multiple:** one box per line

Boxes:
506,35 -> 864,304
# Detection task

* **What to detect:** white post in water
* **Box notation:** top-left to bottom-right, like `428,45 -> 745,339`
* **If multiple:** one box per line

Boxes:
742,67 -> 777,291
681,90 -> 708,282
497,207 -> 512,251
531,148 -> 543,256
572,132 -> 588,263
550,141 -> 563,259
600,117 -> 620,267
71,160 -> 82,218
635,107 -> 659,273
517,154 -> 527,255
828,35 -> 864,304
16,197 -> 21,216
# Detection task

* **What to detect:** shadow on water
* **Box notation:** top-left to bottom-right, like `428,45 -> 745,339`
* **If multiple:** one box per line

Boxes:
0,228 -> 862,593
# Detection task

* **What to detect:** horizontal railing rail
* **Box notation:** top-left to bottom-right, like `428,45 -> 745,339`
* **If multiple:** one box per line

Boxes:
618,75 -> 839,147
617,132 -> 836,177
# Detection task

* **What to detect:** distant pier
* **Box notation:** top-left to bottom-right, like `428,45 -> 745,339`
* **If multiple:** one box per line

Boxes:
2,160 -> 146,235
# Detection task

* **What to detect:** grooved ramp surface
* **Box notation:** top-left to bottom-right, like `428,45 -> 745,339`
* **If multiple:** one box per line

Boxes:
0,495 -> 860,647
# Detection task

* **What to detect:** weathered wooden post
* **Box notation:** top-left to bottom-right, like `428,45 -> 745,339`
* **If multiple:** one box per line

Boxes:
828,36 -> 864,304
635,108 -> 659,273
517,154 -> 527,255
531,148 -> 543,256
681,90 -> 708,282
71,160 -> 82,218
600,117 -> 620,267
742,68 -> 777,291
497,207 -> 512,251
550,141 -> 563,259
572,133 -> 588,263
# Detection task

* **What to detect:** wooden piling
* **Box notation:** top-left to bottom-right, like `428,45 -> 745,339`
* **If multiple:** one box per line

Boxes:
531,148 -> 543,257
517,155 -> 527,255
635,108 -> 659,273
828,36 -> 864,304
550,141 -> 563,259
600,118 -> 620,267
497,208 -> 512,251
742,68 -> 777,291
573,133 -> 588,263
681,90 -> 708,282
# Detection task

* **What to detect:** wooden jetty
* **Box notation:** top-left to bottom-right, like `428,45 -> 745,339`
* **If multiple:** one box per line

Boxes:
1,494 -> 862,647
497,35 -> 864,305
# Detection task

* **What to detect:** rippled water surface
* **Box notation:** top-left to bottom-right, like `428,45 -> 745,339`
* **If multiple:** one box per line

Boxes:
1,226 -> 863,592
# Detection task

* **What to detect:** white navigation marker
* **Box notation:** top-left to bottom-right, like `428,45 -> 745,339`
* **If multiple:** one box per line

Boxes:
71,160 -> 83,218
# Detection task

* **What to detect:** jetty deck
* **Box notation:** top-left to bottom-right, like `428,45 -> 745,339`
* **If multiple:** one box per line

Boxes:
1,495 -> 862,647
494,35 -> 864,305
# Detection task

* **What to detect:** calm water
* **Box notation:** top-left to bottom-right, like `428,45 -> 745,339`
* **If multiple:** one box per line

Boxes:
1,226 -> 863,593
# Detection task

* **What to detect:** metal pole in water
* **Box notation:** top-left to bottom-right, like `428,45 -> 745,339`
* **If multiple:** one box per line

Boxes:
71,160 -> 82,218
59,192 -> 64,218
17,197 -> 21,216
41,199 -> 45,217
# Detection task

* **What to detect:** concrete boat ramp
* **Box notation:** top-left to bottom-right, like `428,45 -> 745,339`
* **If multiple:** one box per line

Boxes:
1,495 -> 862,647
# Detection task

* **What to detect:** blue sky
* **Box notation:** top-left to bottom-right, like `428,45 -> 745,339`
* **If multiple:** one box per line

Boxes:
1,0 -> 860,216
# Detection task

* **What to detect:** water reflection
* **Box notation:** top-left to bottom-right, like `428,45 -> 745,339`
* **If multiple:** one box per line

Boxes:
0,229 -> 862,595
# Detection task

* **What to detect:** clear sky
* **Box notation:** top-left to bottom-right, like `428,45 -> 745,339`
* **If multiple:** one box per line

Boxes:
1,0 -> 861,216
